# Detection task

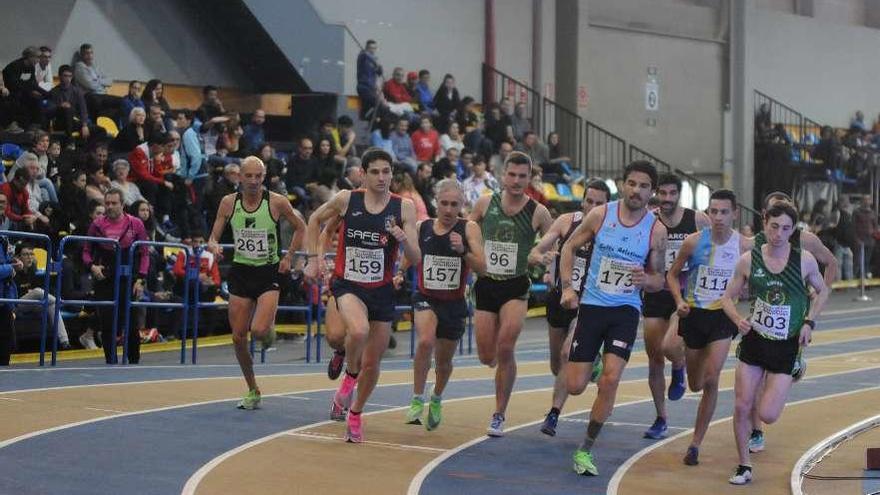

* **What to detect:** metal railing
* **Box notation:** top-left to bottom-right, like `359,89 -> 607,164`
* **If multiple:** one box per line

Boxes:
630,145 -> 672,173
482,64 -> 544,136
0,231 -> 53,365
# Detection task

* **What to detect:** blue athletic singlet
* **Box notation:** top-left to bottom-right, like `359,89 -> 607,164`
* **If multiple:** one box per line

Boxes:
581,201 -> 656,310
685,229 -> 741,310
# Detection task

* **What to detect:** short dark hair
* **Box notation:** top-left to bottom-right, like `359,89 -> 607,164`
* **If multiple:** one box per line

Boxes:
13,166 -> 29,182
418,69 -> 430,78
190,229 -> 205,239
710,188 -> 737,207
366,39 -> 377,46
504,151 -> 533,172
174,109 -> 193,122
762,191 -> 793,210
202,85 -> 218,96
522,131 -> 536,140
104,188 -> 124,203
338,115 -> 353,127
623,160 -> 658,189
657,173 -> 682,192
39,46 -> 51,54
15,242 -> 34,255
148,132 -> 170,146
361,148 -> 393,170
765,202 -> 798,225
585,179 -> 612,202
58,64 -> 72,76
79,43 -> 92,54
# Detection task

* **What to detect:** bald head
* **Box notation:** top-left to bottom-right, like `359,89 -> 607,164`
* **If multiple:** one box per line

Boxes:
239,156 -> 266,194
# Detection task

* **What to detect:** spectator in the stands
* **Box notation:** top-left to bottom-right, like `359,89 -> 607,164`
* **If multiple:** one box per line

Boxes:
0,193 -> 10,231
833,195 -> 855,281
286,137 -> 322,209
853,194 -> 877,278
872,113 -> 880,135
433,74 -> 460,133
315,137 -> 343,187
2,46 -> 44,129
35,46 -> 53,92
128,132 -> 174,218
462,154 -> 499,210
524,164 -> 550,208
433,147 -> 461,181
109,159 -> 144,206
141,79 -> 171,128
510,102 -> 532,141
258,143 -> 286,195
485,104 -> 513,152
336,163 -> 363,191
440,121 -> 465,155
457,96 -> 481,132
73,43 -> 119,120
6,132 -> 58,204
412,115 -> 441,163
172,230 -> 220,302
383,67 -> 412,104
391,172 -> 429,221
112,107 -> 148,153
46,139 -> 62,185
414,162 -> 437,217
206,163 -> 239,233
148,103 -> 167,135
19,153 -> 51,230
390,116 -> 417,173
405,72 -> 419,100
458,148 -> 474,180
196,85 -> 226,123
370,119 -> 397,160
812,125 -> 843,169
850,110 -> 868,132
241,109 -> 266,152
490,139 -> 514,171
83,188 -> 150,364
84,162 -> 111,204
356,39 -> 383,118
119,80 -> 144,128
0,167 -> 35,231
218,114 -> 244,157
415,69 -> 434,113
755,102 -> 772,142
48,64 -> 89,140
0,69 -> 22,132
330,115 -> 357,160
174,109 -> 206,199
0,230 -> 19,365
59,169 -> 90,234
515,131 -> 549,168
12,242 -> 70,349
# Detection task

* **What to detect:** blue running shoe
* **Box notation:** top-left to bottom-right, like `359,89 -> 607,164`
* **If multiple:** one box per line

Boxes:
668,367 -> 686,401
644,416 -> 668,439
540,410 -> 559,436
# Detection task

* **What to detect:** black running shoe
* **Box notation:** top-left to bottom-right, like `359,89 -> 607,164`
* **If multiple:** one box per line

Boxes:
683,446 -> 699,466
327,349 -> 346,380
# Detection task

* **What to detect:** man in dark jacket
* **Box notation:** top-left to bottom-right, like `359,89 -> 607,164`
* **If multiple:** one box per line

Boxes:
0,234 -> 22,365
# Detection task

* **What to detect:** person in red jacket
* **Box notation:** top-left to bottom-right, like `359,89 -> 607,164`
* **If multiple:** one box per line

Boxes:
128,132 -> 174,220
0,167 -> 35,230
382,67 -> 412,104
172,231 -> 220,301
411,115 -> 441,163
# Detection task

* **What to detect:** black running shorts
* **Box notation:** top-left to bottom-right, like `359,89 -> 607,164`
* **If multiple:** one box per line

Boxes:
473,275 -> 531,314
642,289 -> 676,319
546,287 -> 578,329
412,293 -> 468,341
569,304 -> 640,363
678,307 -> 738,349
736,331 -> 799,375
228,262 -> 281,300
331,279 -> 395,322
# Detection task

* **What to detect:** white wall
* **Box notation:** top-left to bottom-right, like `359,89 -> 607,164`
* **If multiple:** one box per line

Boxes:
0,0 -> 250,89
747,7 -> 880,126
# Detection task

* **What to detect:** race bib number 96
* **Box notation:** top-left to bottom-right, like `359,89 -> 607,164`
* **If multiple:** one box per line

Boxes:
485,240 -> 517,276
423,255 -> 462,291
597,257 -> 637,295
344,247 -> 384,283
572,256 -> 588,293
750,298 -> 791,340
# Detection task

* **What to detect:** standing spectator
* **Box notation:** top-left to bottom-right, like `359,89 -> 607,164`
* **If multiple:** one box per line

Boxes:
109,159 -> 144,206
12,243 -> 70,349
0,231 -> 21,365
48,65 -> 90,141
112,107 -> 148,153
119,80 -> 144,128
2,46 -> 43,129
415,69 -> 434,113
412,115 -> 441,163
462,154 -> 499,210
59,170 -> 90,234
0,167 -> 35,231
853,195 -> 877,278
439,121 -> 465,154
0,69 -> 22,132
510,102 -> 532,141
432,74 -> 460,133
390,117 -> 417,173
356,39 -> 383,118
241,109 -> 266,152
832,196 -> 855,281
174,109 -> 206,206
83,189 -> 150,363
73,43 -> 119,119
34,46 -> 54,92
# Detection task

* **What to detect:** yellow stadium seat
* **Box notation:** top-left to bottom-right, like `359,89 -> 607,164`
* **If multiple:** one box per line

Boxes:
97,116 -> 119,138
163,246 -> 182,259
542,183 -> 560,201
33,248 -> 48,272
572,183 -> 585,200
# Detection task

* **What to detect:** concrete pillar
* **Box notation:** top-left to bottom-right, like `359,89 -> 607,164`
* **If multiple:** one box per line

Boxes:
730,0 -> 754,210
554,0 -> 579,113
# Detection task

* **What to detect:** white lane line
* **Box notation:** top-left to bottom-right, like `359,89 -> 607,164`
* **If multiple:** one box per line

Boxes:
84,407 -> 125,414
0,397 -> 23,402
605,385 -> 880,494
285,432 -> 448,454
558,418 -> 688,431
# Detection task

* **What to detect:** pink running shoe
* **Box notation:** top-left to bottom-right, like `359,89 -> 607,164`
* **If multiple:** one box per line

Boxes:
330,373 -> 356,421
346,412 -> 363,443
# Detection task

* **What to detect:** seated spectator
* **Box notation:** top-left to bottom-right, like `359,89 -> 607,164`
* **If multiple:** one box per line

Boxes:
241,109 -> 266,152
35,46 -> 53,93
412,115 -> 441,163
218,114 -> 244,157
433,74 -> 460,133
370,119 -> 397,160
0,193 -> 10,231
462,154 -> 499,210
0,232 -> 18,365
19,153 -> 52,230
464,117 -> 493,159
329,115 -> 357,160
12,243 -> 70,349
485,104 -> 513,151
47,64 -> 90,140
511,102 -> 532,141
490,139 -> 514,171
172,231 -> 220,302
433,147 -> 461,181
812,125 -> 843,169
405,72 -> 419,101
128,133 -> 175,218
46,138 -> 63,186
2,46 -> 44,129
458,148 -> 474,180
524,164 -> 550,208
112,107 -> 148,153
440,121 -> 465,154
119,80 -> 144,128
0,167 -> 35,230
131,199 -> 175,243
545,131 -> 574,177
390,117 -> 417,173
415,69 -> 434,113
196,85 -> 225,123
205,163 -> 239,235
286,137 -> 330,210
382,67 -> 416,117
109,159 -> 144,206
73,43 -> 120,120
356,39 -> 383,118
414,162 -> 436,218
147,103 -> 167,135
850,110 -> 867,132
457,96 -> 481,132
515,131 -> 549,168
141,79 -> 172,129
316,137 -> 344,187
6,132 -> 58,204
82,142 -> 110,175
59,170 -> 90,234
166,130 -> 182,175
35,201 -> 66,244
257,144 -> 286,195
84,162 -> 111,204
391,172 -> 429,221
336,162 -> 363,191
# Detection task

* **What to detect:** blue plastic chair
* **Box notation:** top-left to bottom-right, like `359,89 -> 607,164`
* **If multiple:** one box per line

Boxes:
556,183 -> 574,201
1,143 -> 22,161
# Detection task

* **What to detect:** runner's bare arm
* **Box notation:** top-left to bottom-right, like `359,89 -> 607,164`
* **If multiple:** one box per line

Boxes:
271,193 -> 306,253
398,198 -> 421,265
720,252 -> 752,334
306,190 -> 350,256
695,209 -> 711,230
533,203 -> 554,236
395,219 -> 424,274
667,231 -> 699,312
800,230 -> 838,287
468,195 -> 491,223
642,221 -> 668,292
740,234 -> 754,253
558,206 -> 603,309
528,214 -> 566,266
801,250 -> 829,346
207,194 -> 235,255
464,220 -> 487,275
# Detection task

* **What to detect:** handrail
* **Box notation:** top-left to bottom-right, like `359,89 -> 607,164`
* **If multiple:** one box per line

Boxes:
631,145 -> 672,173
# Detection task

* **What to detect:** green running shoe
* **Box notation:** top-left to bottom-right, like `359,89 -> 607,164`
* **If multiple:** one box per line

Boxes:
426,396 -> 442,431
573,449 -> 598,476
260,326 -> 277,351
405,397 -> 425,424
236,389 -> 261,410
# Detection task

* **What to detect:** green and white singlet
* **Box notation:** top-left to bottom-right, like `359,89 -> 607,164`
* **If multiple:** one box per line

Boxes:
748,245 -> 809,340
230,190 -> 280,266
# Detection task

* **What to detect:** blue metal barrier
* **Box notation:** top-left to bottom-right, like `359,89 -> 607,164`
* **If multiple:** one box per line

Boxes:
122,241 -> 193,365
55,235 -> 122,365
0,231 -> 53,366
